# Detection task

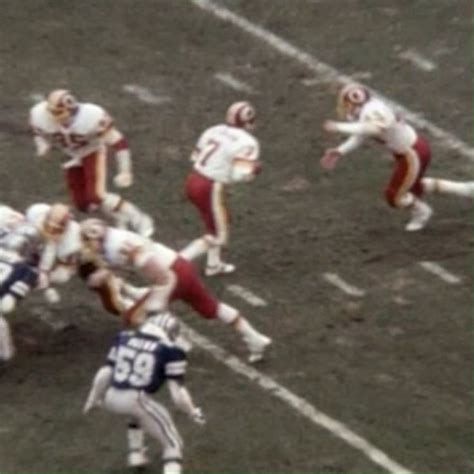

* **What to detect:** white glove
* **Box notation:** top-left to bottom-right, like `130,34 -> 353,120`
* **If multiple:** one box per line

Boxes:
114,172 -> 133,188
191,407 -> 206,426
44,287 -> 61,304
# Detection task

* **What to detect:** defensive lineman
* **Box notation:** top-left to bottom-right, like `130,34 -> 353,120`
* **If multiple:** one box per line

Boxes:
181,101 -> 262,276
83,313 -> 204,473
321,83 -> 474,231
29,89 -> 154,237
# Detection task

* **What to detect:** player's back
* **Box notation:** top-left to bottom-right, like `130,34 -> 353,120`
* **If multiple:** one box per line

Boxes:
108,330 -> 186,393
193,124 -> 259,182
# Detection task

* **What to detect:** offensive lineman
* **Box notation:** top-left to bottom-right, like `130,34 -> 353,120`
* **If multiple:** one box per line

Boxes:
29,89 -> 154,237
321,83 -> 474,231
180,101 -> 262,276
80,218 -> 272,363
83,312 -> 204,473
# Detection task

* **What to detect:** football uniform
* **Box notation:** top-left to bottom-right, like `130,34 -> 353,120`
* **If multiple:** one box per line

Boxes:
87,225 -> 271,363
332,97 -> 431,208
84,319 -> 205,473
29,96 -> 154,237
30,102 -> 117,210
98,227 -> 218,324
186,124 -> 259,236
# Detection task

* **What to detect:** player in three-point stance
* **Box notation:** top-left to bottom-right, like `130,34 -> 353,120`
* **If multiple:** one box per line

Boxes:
29,89 -> 154,237
321,83 -> 474,231
83,312 -> 204,473
181,101 -> 262,276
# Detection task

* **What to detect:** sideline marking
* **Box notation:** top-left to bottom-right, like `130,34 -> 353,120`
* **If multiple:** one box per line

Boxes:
182,322 -> 413,474
123,84 -> 171,105
190,0 -> 474,161
214,72 -> 255,94
323,272 -> 366,297
226,284 -> 267,307
398,49 -> 437,72
418,261 -> 462,284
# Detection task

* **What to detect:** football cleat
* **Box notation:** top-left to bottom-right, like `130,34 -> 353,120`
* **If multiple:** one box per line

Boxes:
127,449 -> 149,469
245,333 -> 272,363
405,201 -> 433,232
205,262 -> 236,277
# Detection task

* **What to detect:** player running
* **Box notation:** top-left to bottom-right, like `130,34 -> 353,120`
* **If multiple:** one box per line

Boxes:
321,83 -> 474,231
29,89 -> 154,237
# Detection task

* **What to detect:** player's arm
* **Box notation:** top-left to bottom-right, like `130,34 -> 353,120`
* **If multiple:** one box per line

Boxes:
230,144 -> 261,183
99,114 -> 133,188
30,124 -> 51,157
166,350 -> 206,425
83,365 -> 113,414
83,343 -> 117,414
323,119 -> 381,137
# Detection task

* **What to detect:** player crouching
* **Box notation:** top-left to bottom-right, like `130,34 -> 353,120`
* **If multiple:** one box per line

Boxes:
83,312 -> 204,473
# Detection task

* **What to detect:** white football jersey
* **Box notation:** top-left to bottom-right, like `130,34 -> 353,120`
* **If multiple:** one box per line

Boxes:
39,220 -> 82,274
29,102 -> 113,160
358,98 -> 417,154
103,228 -> 177,269
192,124 -> 260,183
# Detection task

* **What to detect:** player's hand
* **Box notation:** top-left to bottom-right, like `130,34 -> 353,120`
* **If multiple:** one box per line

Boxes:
83,395 -> 101,415
36,271 -> 50,290
114,172 -> 133,188
320,149 -> 342,170
323,120 -> 339,133
44,287 -> 61,304
191,407 -> 206,426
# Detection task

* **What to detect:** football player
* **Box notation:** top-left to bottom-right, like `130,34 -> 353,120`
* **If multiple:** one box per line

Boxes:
29,89 -> 154,237
80,218 -> 272,363
180,101 -> 262,275
321,83 -> 474,231
25,202 -> 148,319
0,248 -> 39,361
83,312 -> 204,473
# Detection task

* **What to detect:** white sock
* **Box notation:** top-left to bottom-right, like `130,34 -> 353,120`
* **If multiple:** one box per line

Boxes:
206,245 -> 221,268
422,178 -> 474,198
127,422 -> 145,452
163,460 -> 182,474
179,237 -> 209,261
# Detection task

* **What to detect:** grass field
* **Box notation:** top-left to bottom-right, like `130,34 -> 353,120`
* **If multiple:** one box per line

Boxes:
0,1 -> 472,473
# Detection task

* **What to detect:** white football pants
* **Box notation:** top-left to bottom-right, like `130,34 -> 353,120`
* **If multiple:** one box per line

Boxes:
104,387 -> 183,463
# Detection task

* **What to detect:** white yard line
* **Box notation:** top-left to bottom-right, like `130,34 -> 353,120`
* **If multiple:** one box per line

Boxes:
182,322 -> 413,474
398,49 -> 437,72
418,261 -> 462,284
122,84 -> 171,105
226,284 -> 267,307
29,93 -> 45,103
190,0 -> 474,161
214,72 -> 255,94
323,272 -> 366,297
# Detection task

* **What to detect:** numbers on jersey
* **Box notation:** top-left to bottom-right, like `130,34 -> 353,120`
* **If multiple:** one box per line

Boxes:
196,139 -> 220,167
51,132 -> 89,151
0,261 -> 13,284
114,346 -> 156,388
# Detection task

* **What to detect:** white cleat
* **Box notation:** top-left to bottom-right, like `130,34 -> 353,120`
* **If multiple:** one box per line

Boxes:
136,214 -> 155,238
405,202 -> 433,232
127,449 -> 149,469
205,262 -> 236,277
246,334 -> 272,363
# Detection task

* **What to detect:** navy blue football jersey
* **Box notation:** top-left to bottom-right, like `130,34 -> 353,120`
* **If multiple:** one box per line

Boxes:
106,330 -> 187,393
